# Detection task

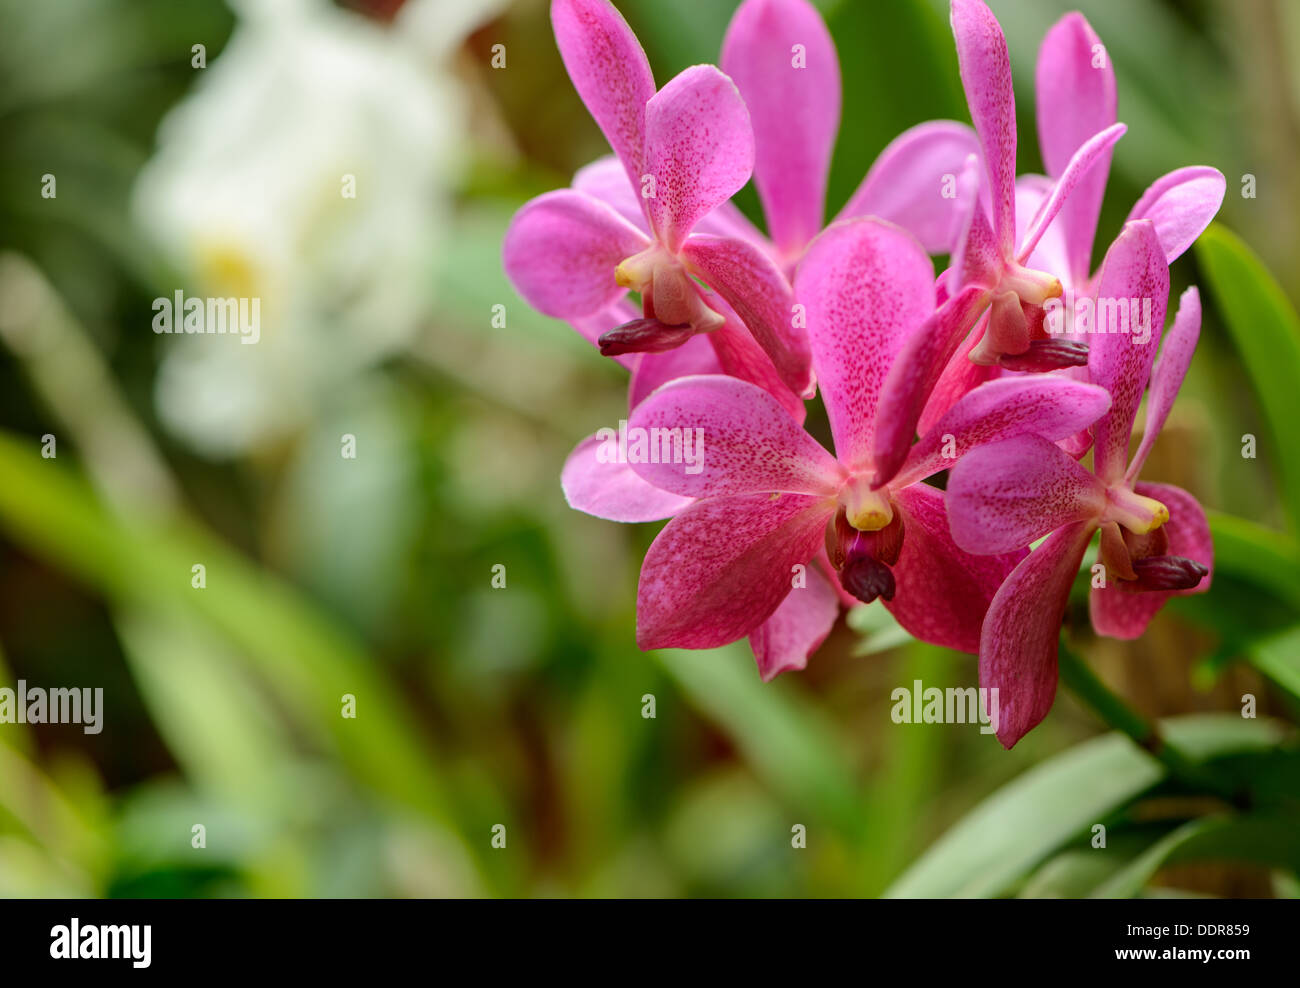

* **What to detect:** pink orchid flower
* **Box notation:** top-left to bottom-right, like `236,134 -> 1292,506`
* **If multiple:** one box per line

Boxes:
503,0 -> 813,397
946,220 -> 1212,748
577,0 -> 984,276
623,218 -> 1111,674
917,4 -> 1226,437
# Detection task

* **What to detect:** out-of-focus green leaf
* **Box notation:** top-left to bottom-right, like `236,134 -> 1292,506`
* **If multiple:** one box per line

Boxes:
1206,513 -> 1300,608
1250,625 -> 1300,706
1092,814 -> 1300,898
1017,824 -> 1179,898
1197,224 -> 1300,535
885,715 -> 1286,898
655,644 -> 860,833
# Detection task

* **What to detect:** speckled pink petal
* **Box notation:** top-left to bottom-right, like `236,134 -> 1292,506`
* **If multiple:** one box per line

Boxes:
636,492 -> 834,650
643,65 -> 755,252
748,560 -> 840,681
1015,175 -> 1071,285
917,317 -> 997,435
885,482 -> 1026,654
894,375 -> 1111,489
981,520 -> 1095,748
1088,219 -> 1170,484
950,0 -> 1017,252
627,375 -> 844,499
1035,12 -> 1117,283
722,0 -> 840,256
681,234 -> 812,397
837,121 -> 982,254
551,0 -> 656,199
1126,286 -> 1201,481
794,218 -> 935,472
870,282 -> 990,488
562,432 -> 693,522
704,299 -> 807,424
1126,166 -> 1226,264
1089,481 -> 1212,638
570,299 -> 641,371
1017,123 -> 1126,265
946,433 -> 1106,555
503,190 -> 650,319
628,332 -> 722,410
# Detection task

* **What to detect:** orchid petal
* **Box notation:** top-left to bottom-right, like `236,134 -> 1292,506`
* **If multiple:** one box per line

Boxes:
950,0 -> 1017,252
569,299 -> 641,371
950,154 -> 1002,290
636,492 -> 833,649
503,190 -> 649,319
1126,166 -> 1227,265
551,0 -> 656,196
794,218 -> 935,471
628,375 -> 844,499
981,520 -> 1094,747
947,433 -> 1106,555
1034,12 -> 1117,282
722,0 -> 839,255
644,65 -> 755,252
885,483 -> 1026,654
1088,219 -> 1170,484
1015,175 -> 1071,280
838,121 -> 983,253
705,299 -> 808,424
748,560 -> 840,681
562,432 -> 693,522
1017,123 -> 1127,265
1126,286 -> 1201,481
1090,482 -> 1212,638
870,283 -> 990,488
681,234 -> 812,396
916,317 -> 997,435
628,332 -> 722,410
894,376 -> 1112,489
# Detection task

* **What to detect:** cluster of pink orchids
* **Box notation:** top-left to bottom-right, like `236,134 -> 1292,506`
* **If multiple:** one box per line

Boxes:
503,0 -> 1225,747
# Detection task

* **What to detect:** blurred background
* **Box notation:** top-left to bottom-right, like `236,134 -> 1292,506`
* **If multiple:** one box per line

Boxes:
0,0 -> 1298,898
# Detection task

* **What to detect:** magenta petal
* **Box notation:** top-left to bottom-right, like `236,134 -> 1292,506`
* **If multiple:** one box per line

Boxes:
1015,175 -> 1071,279
627,375 -> 844,498
1126,166 -> 1227,265
1088,220 -> 1171,484
946,434 -> 1106,555
870,283 -> 990,488
894,375 -> 1112,489
681,234 -> 813,397
1017,123 -> 1127,265
705,300 -> 808,424
636,492 -> 833,650
950,0 -> 1017,252
1090,482 -> 1212,639
551,0 -> 656,195
628,332 -> 722,410
562,433 -> 693,522
885,483 -> 1026,654
916,317 -> 997,435
748,560 -> 840,680
722,0 -> 840,256
503,190 -> 650,318
794,218 -> 936,471
643,65 -> 755,252
1126,286 -> 1201,481
1034,12 -> 1117,282
837,121 -> 983,253
981,520 -> 1094,747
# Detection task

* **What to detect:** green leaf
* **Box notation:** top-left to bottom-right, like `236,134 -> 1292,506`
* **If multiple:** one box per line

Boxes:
654,644 -> 861,834
1250,625 -> 1300,706
1197,224 -> 1300,535
885,714 -> 1286,898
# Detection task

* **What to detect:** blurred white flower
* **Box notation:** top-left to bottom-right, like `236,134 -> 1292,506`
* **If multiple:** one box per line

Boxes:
134,0 -> 501,456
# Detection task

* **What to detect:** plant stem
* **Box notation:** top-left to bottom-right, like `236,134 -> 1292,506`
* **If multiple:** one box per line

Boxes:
1057,639 -> 1242,804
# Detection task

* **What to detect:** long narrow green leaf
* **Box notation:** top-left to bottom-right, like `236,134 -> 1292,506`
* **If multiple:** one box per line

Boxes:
1197,224 -> 1300,534
885,715 -> 1285,898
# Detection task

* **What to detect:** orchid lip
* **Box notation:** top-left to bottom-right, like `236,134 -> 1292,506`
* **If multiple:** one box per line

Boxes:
1103,486 -> 1170,534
